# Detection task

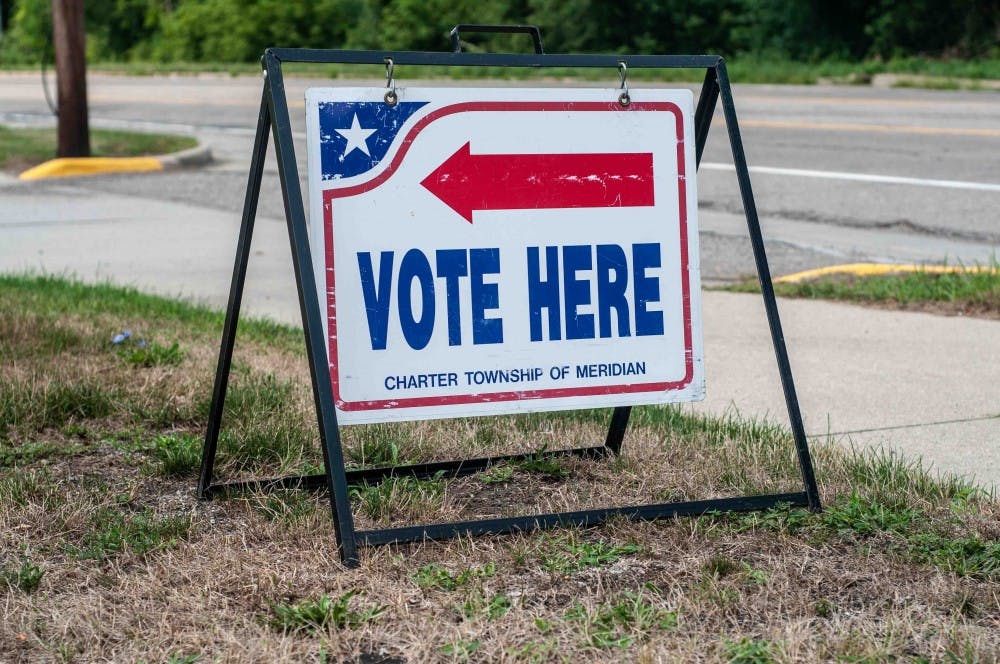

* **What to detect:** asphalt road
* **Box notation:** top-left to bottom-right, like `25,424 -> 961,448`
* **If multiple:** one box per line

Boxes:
2,72 -> 998,280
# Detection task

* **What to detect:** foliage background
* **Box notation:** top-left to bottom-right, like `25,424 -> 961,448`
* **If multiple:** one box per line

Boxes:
0,0 -> 997,65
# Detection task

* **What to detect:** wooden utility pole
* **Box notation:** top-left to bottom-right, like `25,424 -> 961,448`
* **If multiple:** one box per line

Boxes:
52,0 -> 90,157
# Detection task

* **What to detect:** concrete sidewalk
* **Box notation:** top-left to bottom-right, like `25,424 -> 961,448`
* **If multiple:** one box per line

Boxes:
1,178 -> 997,489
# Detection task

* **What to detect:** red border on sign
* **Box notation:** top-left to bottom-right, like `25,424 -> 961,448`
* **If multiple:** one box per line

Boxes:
321,101 -> 693,412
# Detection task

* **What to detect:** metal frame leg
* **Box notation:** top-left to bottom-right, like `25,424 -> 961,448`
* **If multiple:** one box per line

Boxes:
715,61 -> 822,512
263,54 -> 361,564
199,88 -> 271,500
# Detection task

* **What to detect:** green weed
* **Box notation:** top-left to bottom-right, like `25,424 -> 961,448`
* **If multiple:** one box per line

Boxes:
461,591 -> 512,620
823,494 -> 920,535
473,421 -> 502,448
900,532 -> 999,579
516,446 -> 570,479
741,562 -> 770,585
506,639 -> 559,663
219,425 -> 313,473
542,537 -> 642,575
120,340 -> 185,367
723,636 -> 778,664
164,655 -> 199,664
841,445 -> 988,505
1,558 -> 44,592
412,562 -> 496,591
269,591 -> 384,633
439,640 -> 481,660
566,591 -> 678,649
479,463 -> 514,484
693,571 -> 742,607
813,598 -> 836,618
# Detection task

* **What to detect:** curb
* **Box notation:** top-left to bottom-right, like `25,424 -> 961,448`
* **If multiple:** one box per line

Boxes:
18,144 -> 213,181
775,262 -> 999,284
157,144 -> 214,169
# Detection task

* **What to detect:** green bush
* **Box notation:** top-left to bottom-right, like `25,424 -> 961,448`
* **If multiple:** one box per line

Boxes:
153,0 -> 362,62
1,0 -> 996,65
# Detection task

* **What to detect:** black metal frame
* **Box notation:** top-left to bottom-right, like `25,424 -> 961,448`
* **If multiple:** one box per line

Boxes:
198,44 -> 822,568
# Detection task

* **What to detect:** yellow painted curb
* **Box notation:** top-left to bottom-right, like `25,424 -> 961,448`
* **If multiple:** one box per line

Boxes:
19,157 -> 163,180
775,262 -> 999,284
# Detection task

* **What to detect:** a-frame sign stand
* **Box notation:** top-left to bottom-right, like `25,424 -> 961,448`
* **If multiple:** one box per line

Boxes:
199,28 -> 821,568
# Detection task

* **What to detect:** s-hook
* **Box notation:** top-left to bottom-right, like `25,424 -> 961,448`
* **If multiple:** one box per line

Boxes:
384,57 -> 398,106
618,61 -> 630,107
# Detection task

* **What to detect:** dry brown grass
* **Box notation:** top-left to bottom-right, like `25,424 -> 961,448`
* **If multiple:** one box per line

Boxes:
1,277 -> 997,662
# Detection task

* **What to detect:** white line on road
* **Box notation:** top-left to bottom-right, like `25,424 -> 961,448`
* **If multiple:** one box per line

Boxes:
701,162 -> 1000,193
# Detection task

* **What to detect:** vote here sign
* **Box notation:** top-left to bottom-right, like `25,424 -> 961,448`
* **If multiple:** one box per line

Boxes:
305,87 -> 704,424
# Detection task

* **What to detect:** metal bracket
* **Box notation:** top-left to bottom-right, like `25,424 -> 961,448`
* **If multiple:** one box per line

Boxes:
450,24 -> 544,54
618,61 -> 631,107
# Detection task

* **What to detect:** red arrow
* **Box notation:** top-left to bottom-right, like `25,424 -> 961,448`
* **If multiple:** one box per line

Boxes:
420,142 -> 654,223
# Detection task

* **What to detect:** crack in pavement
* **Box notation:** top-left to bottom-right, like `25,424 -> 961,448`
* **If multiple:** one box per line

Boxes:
699,200 -> 1000,245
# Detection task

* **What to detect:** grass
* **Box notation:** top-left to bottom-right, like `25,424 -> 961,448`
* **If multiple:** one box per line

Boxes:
0,125 -> 197,173
349,474 -> 446,522
565,590 -> 679,649
412,562 -> 496,591
149,433 -> 202,476
6,55 -> 999,87
461,591 -> 512,621
723,636 -> 779,663
0,274 -> 998,661
269,591 -> 385,633
69,507 -> 191,561
723,494 -> 1000,580
541,537 -> 642,575
727,264 -> 1000,319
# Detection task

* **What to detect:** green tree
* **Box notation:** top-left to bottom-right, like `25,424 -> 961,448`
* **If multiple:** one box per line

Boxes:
375,0 -> 511,51
154,0 -> 362,62
0,0 -> 52,63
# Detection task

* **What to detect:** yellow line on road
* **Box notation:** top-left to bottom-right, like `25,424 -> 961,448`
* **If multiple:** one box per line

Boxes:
775,263 -> 999,284
718,118 -> 1000,137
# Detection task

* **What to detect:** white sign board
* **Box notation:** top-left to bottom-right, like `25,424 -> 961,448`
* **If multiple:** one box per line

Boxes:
306,87 -> 703,424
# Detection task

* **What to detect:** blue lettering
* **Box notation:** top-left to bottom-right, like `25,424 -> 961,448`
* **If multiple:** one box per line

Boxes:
397,249 -> 435,350
357,251 -> 394,351
470,248 -> 503,345
527,246 -> 561,341
435,249 -> 467,346
596,244 -> 630,338
633,243 -> 664,336
563,245 -> 595,340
